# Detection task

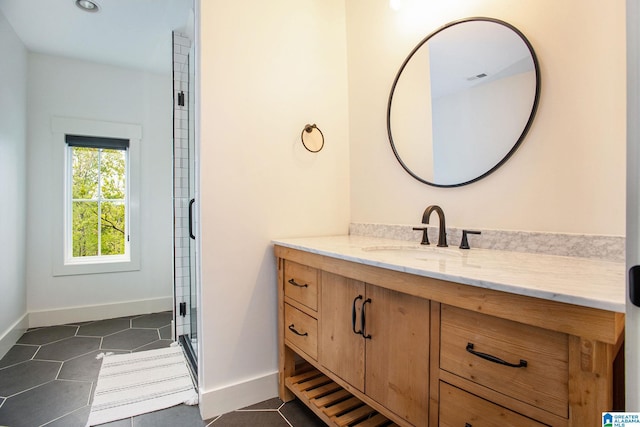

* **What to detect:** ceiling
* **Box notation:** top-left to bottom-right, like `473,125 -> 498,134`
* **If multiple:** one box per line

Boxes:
0,0 -> 193,74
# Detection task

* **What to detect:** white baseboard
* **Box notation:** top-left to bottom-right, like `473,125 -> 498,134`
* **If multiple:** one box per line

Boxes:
0,313 -> 29,360
198,371 -> 278,420
28,296 -> 173,328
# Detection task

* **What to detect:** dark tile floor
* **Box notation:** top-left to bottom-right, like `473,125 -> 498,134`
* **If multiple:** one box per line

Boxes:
206,397 -> 326,427
0,312 -> 324,427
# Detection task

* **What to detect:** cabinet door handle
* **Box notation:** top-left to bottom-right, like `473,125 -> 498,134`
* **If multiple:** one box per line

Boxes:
288,324 -> 308,337
352,295 -> 363,335
466,343 -> 527,368
465,424 -> 472,427
361,298 -> 372,339
288,278 -> 308,288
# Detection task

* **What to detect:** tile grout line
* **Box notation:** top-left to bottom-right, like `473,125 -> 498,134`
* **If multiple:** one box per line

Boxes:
3,378 -> 57,399
0,353 -> 39,371
205,415 -> 220,425
278,408 -> 295,427
54,360 -> 64,380
22,335 -> 79,348
39,403 -> 88,427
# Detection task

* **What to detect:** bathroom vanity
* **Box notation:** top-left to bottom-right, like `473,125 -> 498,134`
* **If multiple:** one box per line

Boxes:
274,235 -> 625,427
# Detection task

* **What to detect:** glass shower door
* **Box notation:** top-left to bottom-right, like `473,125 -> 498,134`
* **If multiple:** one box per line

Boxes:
173,30 -> 198,379
186,40 -> 198,361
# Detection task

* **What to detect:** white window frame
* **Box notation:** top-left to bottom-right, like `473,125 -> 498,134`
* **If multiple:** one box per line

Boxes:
52,117 -> 141,276
65,143 -> 130,264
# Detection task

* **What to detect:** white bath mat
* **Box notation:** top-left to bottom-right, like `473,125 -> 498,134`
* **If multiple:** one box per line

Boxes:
86,346 -> 198,426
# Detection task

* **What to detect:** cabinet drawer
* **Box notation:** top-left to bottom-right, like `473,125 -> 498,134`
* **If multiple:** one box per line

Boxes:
284,261 -> 318,311
439,382 -> 548,427
284,303 -> 318,360
440,305 -> 568,417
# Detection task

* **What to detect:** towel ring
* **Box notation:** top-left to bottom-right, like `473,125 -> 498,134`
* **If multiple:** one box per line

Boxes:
301,124 -> 324,153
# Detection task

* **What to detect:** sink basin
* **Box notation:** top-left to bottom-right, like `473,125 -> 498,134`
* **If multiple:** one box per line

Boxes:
361,244 -> 463,258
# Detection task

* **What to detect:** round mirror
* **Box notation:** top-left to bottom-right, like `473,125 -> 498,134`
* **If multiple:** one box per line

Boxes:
387,17 -> 540,187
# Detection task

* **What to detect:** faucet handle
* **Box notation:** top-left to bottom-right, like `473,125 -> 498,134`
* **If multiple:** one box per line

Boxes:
459,230 -> 481,249
412,227 -> 430,245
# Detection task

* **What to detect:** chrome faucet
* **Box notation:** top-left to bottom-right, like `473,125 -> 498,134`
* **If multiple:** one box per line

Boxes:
422,205 -> 447,247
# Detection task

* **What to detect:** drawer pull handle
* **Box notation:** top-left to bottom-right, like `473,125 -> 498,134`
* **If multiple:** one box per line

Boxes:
466,343 -> 527,368
288,324 -> 308,336
362,298 -> 372,339
288,278 -> 308,288
352,295 -> 363,335
465,424 -> 472,427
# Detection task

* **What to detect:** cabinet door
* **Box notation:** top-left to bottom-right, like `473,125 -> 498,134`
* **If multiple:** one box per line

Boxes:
319,271 -> 366,391
365,284 -> 430,426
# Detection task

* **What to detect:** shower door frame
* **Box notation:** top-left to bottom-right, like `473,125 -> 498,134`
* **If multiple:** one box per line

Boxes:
181,37 -> 199,378
172,28 -> 200,382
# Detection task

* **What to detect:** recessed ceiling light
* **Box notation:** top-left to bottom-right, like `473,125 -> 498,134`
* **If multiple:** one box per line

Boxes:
75,0 -> 100,13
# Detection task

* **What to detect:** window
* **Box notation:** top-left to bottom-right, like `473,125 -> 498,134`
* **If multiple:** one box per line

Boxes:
66,135 -> 129,262
52,117 -> 141,276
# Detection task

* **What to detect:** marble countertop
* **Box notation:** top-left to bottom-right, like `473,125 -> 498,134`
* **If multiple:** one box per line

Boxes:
273,235 -> 626,313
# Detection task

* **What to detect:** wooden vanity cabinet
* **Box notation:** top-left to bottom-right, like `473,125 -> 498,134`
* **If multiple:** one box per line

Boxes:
275,245 -> 624,427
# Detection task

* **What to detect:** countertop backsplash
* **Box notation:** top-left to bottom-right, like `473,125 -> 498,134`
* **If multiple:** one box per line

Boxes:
349,223 -> 625,263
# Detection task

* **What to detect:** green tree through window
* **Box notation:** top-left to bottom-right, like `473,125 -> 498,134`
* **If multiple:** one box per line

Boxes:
71,146 -> 127,257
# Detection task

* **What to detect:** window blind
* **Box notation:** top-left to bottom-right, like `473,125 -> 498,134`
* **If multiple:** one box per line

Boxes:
65,134 -> 129,150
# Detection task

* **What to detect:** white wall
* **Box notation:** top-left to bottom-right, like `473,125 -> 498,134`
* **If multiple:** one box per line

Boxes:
0,10 -> 28,356
347,0 -> 626,235
25,53 -> 174,324
198,0 -> 350,417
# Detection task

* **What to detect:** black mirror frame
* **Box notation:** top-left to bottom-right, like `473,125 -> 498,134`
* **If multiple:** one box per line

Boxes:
386,17 -> 541,188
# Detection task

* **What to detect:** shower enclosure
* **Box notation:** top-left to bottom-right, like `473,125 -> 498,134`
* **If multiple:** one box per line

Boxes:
173,32 -> 198,378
